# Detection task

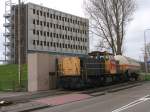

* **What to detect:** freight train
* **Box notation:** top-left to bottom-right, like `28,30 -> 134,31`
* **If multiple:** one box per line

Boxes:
57,51 -> 141,89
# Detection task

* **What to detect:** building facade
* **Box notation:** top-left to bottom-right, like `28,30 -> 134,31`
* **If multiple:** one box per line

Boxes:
5,2 -> 89,64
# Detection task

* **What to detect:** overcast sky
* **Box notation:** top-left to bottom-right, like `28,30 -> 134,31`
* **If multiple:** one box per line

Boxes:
0,0 -> 150,61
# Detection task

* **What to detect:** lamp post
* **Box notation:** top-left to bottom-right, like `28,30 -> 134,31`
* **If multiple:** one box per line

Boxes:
144,29 -> 150,74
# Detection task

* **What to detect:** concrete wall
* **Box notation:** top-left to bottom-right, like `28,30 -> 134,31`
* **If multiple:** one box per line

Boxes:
28,53 -> 57,92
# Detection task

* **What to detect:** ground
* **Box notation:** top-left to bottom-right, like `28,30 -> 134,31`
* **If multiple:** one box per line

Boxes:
30,81 -> 150,112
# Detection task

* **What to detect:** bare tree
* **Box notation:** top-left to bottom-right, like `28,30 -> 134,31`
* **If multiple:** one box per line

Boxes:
84,0 -> 136,55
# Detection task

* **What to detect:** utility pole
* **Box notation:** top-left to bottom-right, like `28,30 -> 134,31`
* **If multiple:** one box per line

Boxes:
18,0 -> 22,86
144,29 -> 150,74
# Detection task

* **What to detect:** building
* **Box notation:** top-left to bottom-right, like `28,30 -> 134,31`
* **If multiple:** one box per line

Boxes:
4,2 -> 89,64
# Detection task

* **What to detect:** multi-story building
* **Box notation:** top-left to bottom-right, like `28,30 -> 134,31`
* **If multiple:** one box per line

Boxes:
4,2 -> 89,64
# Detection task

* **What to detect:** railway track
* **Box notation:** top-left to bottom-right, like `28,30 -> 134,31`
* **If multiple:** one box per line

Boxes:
79,81 -> 143,95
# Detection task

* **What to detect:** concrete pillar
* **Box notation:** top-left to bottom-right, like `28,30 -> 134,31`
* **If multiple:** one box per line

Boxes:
28,53 -> 51,92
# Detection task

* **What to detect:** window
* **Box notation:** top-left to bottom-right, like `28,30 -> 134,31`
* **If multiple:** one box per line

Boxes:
40,21 -> 42,26
50,14 -> 52,18
33,19 -> 35,24
65,17 -> 67,22
53,14 -> 55,19
47,12 -> 49,18
51,42 -> 53,46
53,33 -> 56,37
62,34 -> 64,39
62,26 -> 64,30
50,32 -> 52,37
56,24 -> 59,29
57,34 -> 59,38
47,32 -> 49,37
37,20 -> 39,25
44,12 -> 46,17
37,10 -> 39,15
54,43 -> 56,47
59,34 -> 61,39
65,26 -> 67,31
47,42 -> 49,46
44,31 -> 46,36
65,44 -> 67,48
56,15 -> 58,20
37,30 -> 39,35
53,24 -> 55,28
44,21 -> 46,26
70,18 -> 72,23
37,40 -> 39,45
44,41 -> 46,46
59,16 -> 61,20
65,35 -> 67,39
33,40 -> 35,45
40,11 -> 42,16
50,23 -> 52,28
57,43 -> 59,47
47,22 -> 49,27
33,9 -> 35,14
40,41 -> 43,46
33,29 -> 35,35
40,31 -> 43,36
59,25 -> 61,29
62,17 -> 64,21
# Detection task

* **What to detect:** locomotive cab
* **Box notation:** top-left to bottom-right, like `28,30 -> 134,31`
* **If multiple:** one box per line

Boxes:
89,51 -> 117,75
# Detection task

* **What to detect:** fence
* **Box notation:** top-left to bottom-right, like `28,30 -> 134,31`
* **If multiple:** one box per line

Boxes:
0,80 -> 28,91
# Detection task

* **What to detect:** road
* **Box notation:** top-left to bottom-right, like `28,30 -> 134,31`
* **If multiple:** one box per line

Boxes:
32,82 -> 150,112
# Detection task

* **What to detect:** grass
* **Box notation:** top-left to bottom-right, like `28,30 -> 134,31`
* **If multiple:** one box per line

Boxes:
139,72 -> 150,81
0,64 -> 27,91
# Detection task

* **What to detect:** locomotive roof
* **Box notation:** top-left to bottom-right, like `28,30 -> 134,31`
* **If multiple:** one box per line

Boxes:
88,51 -> 113,56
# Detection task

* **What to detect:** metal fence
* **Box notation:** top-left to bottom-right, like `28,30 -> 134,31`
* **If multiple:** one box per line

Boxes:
0,80 -> 28,91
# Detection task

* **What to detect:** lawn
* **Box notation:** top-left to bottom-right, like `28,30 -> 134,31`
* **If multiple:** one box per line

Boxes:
0,64 -> 27,91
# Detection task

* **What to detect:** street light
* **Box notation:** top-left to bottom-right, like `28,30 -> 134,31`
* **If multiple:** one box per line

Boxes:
144,29 -> 150,74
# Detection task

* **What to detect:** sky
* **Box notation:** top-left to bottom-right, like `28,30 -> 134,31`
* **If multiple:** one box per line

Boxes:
0,0 -> 150,61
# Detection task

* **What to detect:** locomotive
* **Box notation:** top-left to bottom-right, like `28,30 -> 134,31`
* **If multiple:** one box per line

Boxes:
57,51 -> 141,89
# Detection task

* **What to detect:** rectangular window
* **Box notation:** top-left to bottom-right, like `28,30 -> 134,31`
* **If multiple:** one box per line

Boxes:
44,12 -> 46,17
40,31 -> 43,36
44,21 -> 46,26
47,12 -> 49,18
40,41 -> 43,46
33,9 -> 35,14
37,20 -> 39,25
47,22 -> 49,27
33,29 -> 35,35
50,32 -> 52,37
37,10 -> 39,15
33,40 -> 35,45
40,11 -> 42,16
33,19 -> 35,24
44,31 -> 46,36
53,33 -> 56,37
37,30 -> 39,35
50,23 -> 52,28
37,40 -> 39,45
59,16 -> 61,20
50,14 -> 52,18
40,21 -> 42,26
47,42 -> 49,46
47,32 -> 49,37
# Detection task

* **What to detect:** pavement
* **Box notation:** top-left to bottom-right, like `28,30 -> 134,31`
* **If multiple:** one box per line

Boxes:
30,81 -> 150,112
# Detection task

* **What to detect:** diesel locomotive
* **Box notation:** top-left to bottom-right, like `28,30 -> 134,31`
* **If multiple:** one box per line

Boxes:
57,51 -> 141,89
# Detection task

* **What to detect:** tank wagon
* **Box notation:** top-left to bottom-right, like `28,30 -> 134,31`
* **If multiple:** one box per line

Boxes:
57,51 -> 141,89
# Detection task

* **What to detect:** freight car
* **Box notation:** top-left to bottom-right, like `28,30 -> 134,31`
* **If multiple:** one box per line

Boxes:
57,51 -> 141,89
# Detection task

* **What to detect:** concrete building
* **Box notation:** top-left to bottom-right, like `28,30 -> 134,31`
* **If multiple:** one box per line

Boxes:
4,2 -> 89,64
